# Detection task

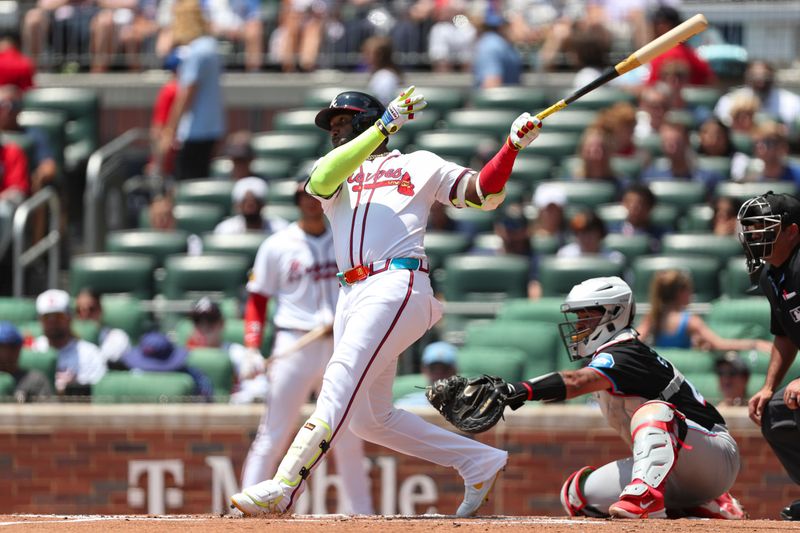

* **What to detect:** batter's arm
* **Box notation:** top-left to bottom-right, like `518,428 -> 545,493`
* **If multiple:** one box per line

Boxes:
308,125 -> 388,197
243,292 -> 269,349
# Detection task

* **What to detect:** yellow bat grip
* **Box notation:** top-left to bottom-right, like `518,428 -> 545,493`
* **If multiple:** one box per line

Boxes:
535,100 -> 567,121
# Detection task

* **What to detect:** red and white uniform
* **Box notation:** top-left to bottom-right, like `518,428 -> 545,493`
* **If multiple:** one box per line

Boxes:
306,149 -> 508,490
240,222 -> 373,514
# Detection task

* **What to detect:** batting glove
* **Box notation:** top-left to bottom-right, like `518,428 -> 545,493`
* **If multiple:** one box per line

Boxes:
509,112 -> 542,150
378,86 -> 427,135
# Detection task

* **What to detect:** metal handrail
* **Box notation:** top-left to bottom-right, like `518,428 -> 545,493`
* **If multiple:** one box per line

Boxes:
0,199 -> 13,260
12,187 -> 60,296
83,128 -> 148,253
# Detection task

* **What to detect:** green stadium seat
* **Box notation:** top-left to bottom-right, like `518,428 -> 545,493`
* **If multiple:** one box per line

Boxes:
472,86 -> 549,111
683,371 -> 721,403
251,132 -> 322,163
273,108 -> 328,132
18,348 -> 57,385
661,234 -> 743,266
267,179 -> 301,205
731,132 -> 753,155
457,346 -> 527,382
210,158 -> 233,178
530,234 -> 561,255
0,297 -> 37,324
542,181 -> 617,208
595,203 -> 679,232
303,87 -> 362,108
173,203 -> 226,234
69,253 -> 156,298
522,132 -> 581,161
105,230 -> 189,268
92,371 -> 196,403
72,319 -> 101,344
101,294 -> 148,340
413,132 -> 495,160
187,348 -> 234,399
201,232 -> 265,265
604,233 -> 652,266
697,156 -> 732,178
15,109 -> 67,170
444,109 -> 520,138
558,156 -> 642,181
707,321 -> 768,341
497,297 -> 564,324
542,110 -> 599,134
537,256 -> 625,297
175,180 -> 234,214
472,233 -> 501,253
161,253 -> 251,299
464,319 -> 560,376
681,87 -> 722,109
424,231 -> 472,272
679,204 -> 713,233
266,204 -> 300,222
656,348 -> 716,374
445,206 -> 495,233
392,373 -> 428,401
648,180 -> 707,211
0,371 -> 15,399
250,157 -> 296,180
558,88 -> 635,110
442,254 -> 530,301
635,133 -> 663,158
720,257 -> 762,298
708,297 -> 772,339
632,255 -> 720,302
715,181 -> 797,203
509,157 -> 555,188
414,87 -> 466,114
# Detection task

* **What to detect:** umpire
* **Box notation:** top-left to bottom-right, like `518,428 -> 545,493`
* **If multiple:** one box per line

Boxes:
738,192 -> 800,520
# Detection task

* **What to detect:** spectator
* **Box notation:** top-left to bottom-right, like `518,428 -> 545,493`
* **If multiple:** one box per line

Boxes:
634,84 -> 671,141
395,341 -> 458,408
427,0 -> 476,73
0,137 -> 30,205
23,0 -> 101,71
74,288 -> 131,368
0,321 -> 52,402
206,0 -> 263,72
160,0 -> 225,181
645,6 -> 714,86
473,10 -> 522,89
715,351 -> 751,408
570,126 -> 619,185
726,91 -> 760,136
214,177 -> 289,235
148,48 -> 182,178
557,209 -> 624,264
363,36 -> 402,106
610,183 -> 663,253
148,194 -> 177,230
635,269 -> 772,352
485,204 -> 540,299
122,331 -> 214,401
531,182 -> 567,243
711,196 -> 741,237
596,102 -> 639,158
31,289 -> 107,395
697,117 -> 749,181
89,0 -> 160,72
567,22 -> 613,91
742,121 -> 800,185
184,297 -> 267,404
223,130 -> 255,181
715,61 -> 800,132
0,30 -> 35,91
277,0 -> 328,72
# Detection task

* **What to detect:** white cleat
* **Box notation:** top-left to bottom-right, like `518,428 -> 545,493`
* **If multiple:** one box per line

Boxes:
230,479 -> 288,516
456,470 -> 502,517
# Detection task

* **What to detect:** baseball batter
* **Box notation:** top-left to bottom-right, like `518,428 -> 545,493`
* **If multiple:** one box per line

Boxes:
435,276 -> 745,519
232,86 -> 542,516
239,184 -> 374,514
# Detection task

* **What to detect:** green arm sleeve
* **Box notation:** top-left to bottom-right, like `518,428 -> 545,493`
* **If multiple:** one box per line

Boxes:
308,123 -> 387,197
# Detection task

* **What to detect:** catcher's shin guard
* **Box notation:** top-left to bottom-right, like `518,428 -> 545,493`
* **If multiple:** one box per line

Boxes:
560,466 -> 607,517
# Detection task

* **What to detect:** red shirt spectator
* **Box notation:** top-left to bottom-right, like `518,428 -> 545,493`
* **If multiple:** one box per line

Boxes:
152,79 -> 178,127
0,142 -> 30,198
0,32 -> 35,91
647,43 -> 715,86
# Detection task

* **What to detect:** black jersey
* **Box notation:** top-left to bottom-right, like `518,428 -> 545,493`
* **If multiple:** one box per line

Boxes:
760,245 -> 800,349
587,336 -> 726,431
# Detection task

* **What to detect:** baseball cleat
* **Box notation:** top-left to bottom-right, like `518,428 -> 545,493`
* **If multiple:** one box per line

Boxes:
456,469 -> 502,517
230,479 -> 288,516
609,480 -> 666,519
685,492 -> 747,520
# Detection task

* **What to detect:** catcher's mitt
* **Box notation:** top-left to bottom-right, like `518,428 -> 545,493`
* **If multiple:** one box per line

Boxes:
425,375 -> 511,433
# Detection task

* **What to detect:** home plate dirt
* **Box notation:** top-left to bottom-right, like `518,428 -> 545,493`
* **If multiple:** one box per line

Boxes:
2,515 -> 800,532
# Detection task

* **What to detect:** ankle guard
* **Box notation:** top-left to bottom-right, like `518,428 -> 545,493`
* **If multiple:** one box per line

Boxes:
560,466 -> 607,518
274,418 -> 332,487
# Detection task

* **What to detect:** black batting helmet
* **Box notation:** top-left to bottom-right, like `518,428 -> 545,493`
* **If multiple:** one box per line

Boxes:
315,91 -> 386,136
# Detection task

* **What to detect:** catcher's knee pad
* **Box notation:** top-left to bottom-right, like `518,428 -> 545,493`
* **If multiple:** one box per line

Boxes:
274,417 -> 332,487
629,401 -> 683,489
560,466 -> 607,517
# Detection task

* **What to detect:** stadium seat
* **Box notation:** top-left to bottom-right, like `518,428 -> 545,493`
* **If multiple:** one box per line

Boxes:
105,230 -> 189,268
465,319 -> 561,376
69,253 -> 156,298
456,345 -> 528,382
715,181 -> 797,203
251,132 -> 322,163
392,373 -> 428,401
596,203 -> 679,232
414,87 -> 466,114
681,87 -> 722,110
603,233 -> 652,266
679,204 -> 713,233
250,157 -> 297,180
635,133 -> 663,158
522,132 -> 581,161
557,88 -> 635,110
497,297 -> 564,324
682,371 -> 721,403
201,233 -> 266,265
472,233 -> 502,253
101,294 -> 149,341
413,132 -> 495,160
273,108 -> 328,132
266,179 -> 301,205
303,87 -> 362,108
509,157 -> 555,188
558,156 -> 642,181
720,257 -> 762,298
0,371 -> 15,399
92,371 -> 196,403
542,181 -> 617,208
656,348 -> 717,374
530,234 -> 561,255
18,348 -> 57,385
471,86 -> 549,111
0,297 -> 37,324
175,180 -> 235,214
161,253 -> 251,299
441,254 -> 530,301
731,132 -> 753,155
266,204 -> 300,222
187,348 -> 234,399
173,203 -> 226,234
661,234 -> 743,266
16,109 -> 67,171
648,180 -> 707,212
632,255 -> 720,302
72,319 -> 100,344
424,231 -> 472,272
444,206 -> 495,234
444,109 -> 520,138
697,156 -> 732,178
537,256 -> 625,297
708,297 -> 772,339
542,110 -> 599,134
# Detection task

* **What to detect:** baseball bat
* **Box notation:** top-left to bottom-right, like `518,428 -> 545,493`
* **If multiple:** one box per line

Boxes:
535,13 -> 709,121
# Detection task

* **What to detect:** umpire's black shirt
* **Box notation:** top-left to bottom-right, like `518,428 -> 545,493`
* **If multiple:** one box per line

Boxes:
760,244 -> 800,348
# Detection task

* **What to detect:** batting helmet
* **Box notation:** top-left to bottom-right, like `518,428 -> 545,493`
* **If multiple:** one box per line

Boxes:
314,91 -> 386,136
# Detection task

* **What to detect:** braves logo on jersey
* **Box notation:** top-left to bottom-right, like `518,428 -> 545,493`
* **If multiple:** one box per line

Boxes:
348,167 -> 416,196
287,259 -> 338,283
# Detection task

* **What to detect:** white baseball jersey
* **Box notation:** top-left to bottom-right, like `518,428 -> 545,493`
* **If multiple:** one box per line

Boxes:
246,222 -> 338,331
311,149 -> 473,269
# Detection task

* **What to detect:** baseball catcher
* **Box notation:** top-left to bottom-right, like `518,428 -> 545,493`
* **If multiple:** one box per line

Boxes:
428,276 -> 747,520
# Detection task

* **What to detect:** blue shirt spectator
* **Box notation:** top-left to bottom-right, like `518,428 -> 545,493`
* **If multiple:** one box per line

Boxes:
473,13 -> 522,88
177,35 -> 225,142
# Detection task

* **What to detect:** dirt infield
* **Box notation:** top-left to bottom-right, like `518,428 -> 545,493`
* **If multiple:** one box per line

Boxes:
3,515 -> 800,532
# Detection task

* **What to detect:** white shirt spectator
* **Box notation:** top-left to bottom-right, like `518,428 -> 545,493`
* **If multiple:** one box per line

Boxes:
214,215 -> 289,235
32,336 -> 107,385
716,87 -> 800,130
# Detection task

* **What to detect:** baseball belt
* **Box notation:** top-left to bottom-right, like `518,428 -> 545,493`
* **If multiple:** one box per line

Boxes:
337,257 -> 429,287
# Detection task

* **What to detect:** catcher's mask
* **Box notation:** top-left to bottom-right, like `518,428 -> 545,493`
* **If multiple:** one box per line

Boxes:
737,193 -> 798,277
559,276 -> 634,361
315,91 -> 386,137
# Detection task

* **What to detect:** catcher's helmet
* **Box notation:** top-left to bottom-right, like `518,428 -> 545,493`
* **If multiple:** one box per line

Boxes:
559,276 -> 634,361
314,91 -> 386,136
737,192 -> 800,275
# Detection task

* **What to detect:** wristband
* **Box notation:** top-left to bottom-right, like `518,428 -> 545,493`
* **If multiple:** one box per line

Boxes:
374,120 -> 390,138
